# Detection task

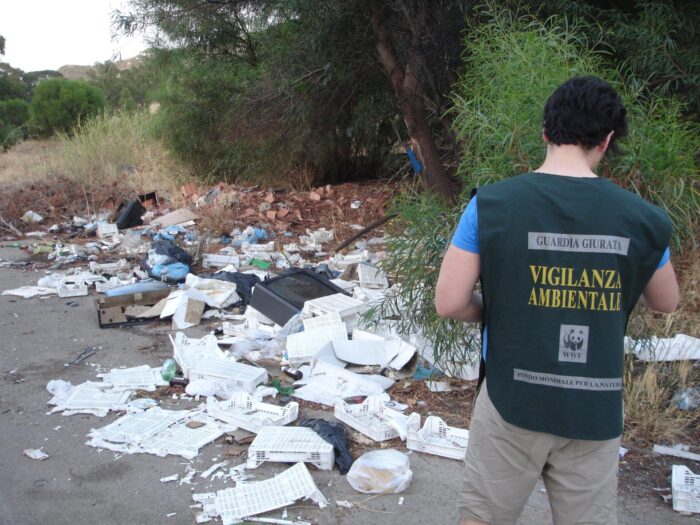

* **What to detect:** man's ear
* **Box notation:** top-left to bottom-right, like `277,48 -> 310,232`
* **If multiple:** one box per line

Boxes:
599,131 -> 614,152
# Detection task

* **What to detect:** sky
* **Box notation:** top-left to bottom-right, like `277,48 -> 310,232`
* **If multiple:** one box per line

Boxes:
0,0 -> 149,72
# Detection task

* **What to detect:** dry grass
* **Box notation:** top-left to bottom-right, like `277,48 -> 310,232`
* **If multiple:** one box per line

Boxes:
623,244 -> 700,447
0,112 -> 190,214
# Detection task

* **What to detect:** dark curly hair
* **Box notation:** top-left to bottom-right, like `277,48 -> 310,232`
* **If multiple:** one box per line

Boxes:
543,76 -> 628,153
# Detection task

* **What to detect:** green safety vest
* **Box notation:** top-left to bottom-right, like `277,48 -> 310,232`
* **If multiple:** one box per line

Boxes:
478,173 -> 671,440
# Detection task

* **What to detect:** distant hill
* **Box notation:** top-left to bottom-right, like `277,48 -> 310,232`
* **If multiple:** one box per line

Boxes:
58,54 -> 145,81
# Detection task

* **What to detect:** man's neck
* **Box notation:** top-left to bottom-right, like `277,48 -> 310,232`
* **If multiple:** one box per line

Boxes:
535,144 -> 599,178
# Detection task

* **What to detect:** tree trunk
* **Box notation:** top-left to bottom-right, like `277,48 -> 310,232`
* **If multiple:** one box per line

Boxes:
366,2 -> 455,201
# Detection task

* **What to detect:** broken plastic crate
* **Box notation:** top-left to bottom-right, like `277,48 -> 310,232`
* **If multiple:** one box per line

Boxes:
50,381 -> 131,416
88,407 -> 191,446
286,318 -> 348,366
57,276 -> 89,298
169,332 -> 226,378
334,394 -> 408,442
189,359 -> 268,394
137,416 -> 225,460
99,365 -> 168,391
672,465 -> 700,514
193,462 -> 327,525
246,426 -> 334,470
206,392 -> 299,433
406,414 -> 469,460
249,269 -> 350,326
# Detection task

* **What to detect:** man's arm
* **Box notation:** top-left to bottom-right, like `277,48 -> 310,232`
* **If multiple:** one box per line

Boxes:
640,261 -> 679,313
435,245 -> 483,322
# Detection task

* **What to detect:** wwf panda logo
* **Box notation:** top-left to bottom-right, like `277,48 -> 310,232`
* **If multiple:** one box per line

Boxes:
563,328 -> 585,351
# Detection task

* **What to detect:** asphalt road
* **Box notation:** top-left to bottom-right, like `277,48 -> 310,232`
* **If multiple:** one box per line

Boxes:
0,245 -> 693,525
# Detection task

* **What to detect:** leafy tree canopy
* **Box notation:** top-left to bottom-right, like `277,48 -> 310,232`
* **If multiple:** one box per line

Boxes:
30,78 -> 105,136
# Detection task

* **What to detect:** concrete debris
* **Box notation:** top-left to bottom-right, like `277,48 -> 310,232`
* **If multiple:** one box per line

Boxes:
653,444 -> 700,462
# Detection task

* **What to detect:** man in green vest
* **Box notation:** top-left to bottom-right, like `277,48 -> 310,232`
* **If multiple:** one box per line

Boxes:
435,76 -> 679,525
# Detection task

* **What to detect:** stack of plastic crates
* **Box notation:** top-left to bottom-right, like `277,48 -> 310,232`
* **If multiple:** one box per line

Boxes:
246,426 -> 334,470
334,394 -> 407,442
169,332 -> 225,377
206,392 -> 298,433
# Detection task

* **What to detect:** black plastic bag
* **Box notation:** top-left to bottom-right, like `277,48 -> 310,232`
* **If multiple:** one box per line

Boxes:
299,418 -> 353,474
198,271 -> 260,307
152,239 -> 192,265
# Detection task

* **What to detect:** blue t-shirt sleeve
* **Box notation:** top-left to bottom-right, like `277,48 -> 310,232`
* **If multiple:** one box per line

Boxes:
451,197 -> 479,253
657,247 -> 670,269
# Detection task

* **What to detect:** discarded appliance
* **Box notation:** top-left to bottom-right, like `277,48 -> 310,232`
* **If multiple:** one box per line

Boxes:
192,462 -> 327,524
96,287 -> 171,328
206,392 -> 299,433
334,393 -> 409,442
406,414 -> 469,460
246,426 -> 334,470
672,465 -> 700,514
249,269 -> 350,326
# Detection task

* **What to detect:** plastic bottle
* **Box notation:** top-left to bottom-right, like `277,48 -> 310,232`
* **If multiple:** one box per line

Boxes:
161,358 -> 178,381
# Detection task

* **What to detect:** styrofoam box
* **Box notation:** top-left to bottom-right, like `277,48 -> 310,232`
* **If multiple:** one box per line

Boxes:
406,414 -> 469,460
246,426 -> 334,470
302,293 -> 367,318
334,394 -> 406,442
189,359 -> 268,394
206,393 -> 298,433
672,465 -> 700,514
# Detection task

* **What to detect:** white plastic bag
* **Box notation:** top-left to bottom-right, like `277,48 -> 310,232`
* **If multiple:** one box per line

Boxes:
346,449 -> 413,494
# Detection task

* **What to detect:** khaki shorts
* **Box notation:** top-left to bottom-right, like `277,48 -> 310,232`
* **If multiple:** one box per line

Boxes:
459,381 -> 620,525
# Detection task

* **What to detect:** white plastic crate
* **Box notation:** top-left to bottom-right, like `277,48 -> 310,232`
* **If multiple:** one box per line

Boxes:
357,263 -> 389,289
302,312 -> 343,331
203,253 -> 241,269
672,465 -> 700,514
57,276 -> 88,298
246,426 -> 334,470
206,392 -> 298,433
97,222 -> 119,238
406,414 -> 469,460
334,394 -> 408,442
189,359 -> 268,394
95,277 -> 122,293
194,462 -> 327,524
302,293 -> 367,318
169,332 -> 225,378
329,278 -> 355,292
88,407 -> 191,445
139,417 -> 224,460
51,381 -> 131,414
99,365 -> 168,391
286,320 -> 348,366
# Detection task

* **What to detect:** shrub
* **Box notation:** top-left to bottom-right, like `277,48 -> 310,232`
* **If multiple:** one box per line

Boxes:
380,7 -> 699,370
30,78 -> 105,136
0,98 -> 29,150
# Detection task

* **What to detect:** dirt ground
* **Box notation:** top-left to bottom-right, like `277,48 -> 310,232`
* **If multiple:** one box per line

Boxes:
0,244 -> 696,525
